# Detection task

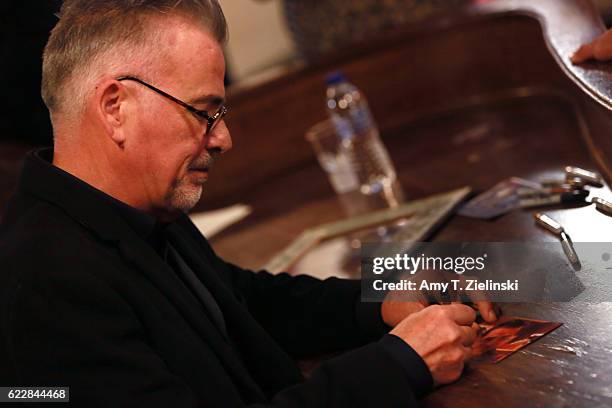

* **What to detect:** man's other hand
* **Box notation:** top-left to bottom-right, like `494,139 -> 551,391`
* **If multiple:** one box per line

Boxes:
390,304 -> 478,386
571,28 -> 612,63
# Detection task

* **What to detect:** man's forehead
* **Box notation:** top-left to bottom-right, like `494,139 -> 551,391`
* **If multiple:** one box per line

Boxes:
150,16 -> 226,101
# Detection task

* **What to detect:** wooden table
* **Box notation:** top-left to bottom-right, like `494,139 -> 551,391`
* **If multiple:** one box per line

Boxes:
209,86 -> 612,408
206,1 -> 612,406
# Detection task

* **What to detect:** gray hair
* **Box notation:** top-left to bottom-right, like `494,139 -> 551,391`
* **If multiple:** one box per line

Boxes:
41,0 -> 228,119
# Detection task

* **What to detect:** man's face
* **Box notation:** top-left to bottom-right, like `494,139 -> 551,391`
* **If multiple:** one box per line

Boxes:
122,17 -> 231,216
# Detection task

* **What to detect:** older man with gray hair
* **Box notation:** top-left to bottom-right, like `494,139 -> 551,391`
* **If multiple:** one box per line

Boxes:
0,1 -> 490,406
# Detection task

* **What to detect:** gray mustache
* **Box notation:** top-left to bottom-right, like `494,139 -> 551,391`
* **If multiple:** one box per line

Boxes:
189,152 -> 217,171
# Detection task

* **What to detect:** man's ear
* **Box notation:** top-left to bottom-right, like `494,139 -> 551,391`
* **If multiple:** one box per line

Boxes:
96,78 -> 128,147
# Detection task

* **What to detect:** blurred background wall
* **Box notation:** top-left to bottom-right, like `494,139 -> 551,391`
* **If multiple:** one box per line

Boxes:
219,0 -> 297,83
222,0 -> 612,85
2,0 -> 612,146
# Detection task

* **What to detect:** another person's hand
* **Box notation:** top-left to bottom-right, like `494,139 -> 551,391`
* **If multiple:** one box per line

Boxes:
390,304 -> 478,386
571,29 -> 612,63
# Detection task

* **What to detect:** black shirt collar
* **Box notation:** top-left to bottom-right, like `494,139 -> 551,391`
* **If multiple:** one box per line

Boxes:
34,148 -> 163,247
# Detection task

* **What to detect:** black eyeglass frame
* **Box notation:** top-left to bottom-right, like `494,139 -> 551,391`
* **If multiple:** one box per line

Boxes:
116,76 -> 228,134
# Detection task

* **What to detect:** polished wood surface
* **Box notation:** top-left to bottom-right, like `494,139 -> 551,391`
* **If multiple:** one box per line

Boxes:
211,92 -> 612,265
206,1 -> 612,406
425,302 -> 612,407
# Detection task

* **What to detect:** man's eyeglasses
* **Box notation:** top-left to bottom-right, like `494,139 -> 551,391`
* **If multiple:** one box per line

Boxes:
116,76 -> 228,135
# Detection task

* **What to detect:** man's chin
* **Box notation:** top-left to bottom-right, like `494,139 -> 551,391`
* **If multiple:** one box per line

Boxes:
168,185 -> 203,213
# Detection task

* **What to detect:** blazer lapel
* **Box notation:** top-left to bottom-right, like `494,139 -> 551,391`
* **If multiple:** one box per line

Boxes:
165,222 -> 304,398
116,236 -> 268,402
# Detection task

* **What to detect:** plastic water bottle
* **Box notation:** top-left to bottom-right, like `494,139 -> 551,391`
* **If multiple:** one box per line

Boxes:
325,72 -> 404,215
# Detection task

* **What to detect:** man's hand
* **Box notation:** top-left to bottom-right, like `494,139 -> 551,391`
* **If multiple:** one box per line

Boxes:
571,29 -> 612,63
381,298 -> 497,327
390,304 -> 478,386
381,299 -> 427,327
380,270 -> 498,327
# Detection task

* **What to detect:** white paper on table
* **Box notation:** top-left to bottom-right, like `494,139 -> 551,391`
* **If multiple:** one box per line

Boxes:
189,204 -> 252,238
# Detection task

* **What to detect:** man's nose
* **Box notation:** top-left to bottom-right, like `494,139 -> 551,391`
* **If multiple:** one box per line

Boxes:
205,120 -> 232,154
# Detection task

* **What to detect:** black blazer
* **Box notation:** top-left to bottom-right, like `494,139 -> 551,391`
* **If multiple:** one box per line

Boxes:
0,149 -> 427,407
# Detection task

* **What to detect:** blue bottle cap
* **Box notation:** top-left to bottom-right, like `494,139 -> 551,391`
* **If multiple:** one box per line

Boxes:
325,71 -> 346,85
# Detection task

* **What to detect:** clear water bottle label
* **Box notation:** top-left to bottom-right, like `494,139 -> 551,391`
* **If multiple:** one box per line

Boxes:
349,105 -> 375,136
319,151 -> 359,193
330,115 -> 354,140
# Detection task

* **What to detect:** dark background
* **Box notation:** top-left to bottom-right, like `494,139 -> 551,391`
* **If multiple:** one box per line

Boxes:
1,1 -> 62,146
